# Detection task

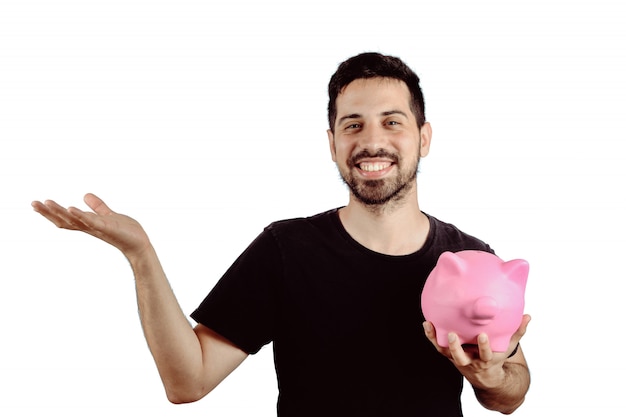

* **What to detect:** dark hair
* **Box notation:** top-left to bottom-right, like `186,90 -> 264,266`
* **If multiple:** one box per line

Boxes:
327,52 -> 426,132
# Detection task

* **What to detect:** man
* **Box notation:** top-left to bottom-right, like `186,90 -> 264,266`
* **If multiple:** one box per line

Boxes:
32,52 -> 530,416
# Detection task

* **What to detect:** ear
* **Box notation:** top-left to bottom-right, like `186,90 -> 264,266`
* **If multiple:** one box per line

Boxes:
435,251 -> 466,282
327,129 -> 337,162
502,259 -> 529,289
419,122 -> 432,158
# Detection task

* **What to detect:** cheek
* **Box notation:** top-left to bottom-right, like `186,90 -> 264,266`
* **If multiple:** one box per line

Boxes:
408,137 -> 423,156
332,140 -> 353,161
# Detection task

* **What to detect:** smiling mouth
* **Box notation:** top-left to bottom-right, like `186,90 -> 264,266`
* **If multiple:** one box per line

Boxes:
358,161 -> 393,172
350,149 -> 398,173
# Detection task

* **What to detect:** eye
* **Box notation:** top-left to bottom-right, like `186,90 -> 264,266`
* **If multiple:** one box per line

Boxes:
386,120 -> 400,126
345,123 -> 362,130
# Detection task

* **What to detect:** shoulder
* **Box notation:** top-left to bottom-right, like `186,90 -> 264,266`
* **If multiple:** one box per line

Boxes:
425,213 -> 494,254
265,208 -> 339,235
260,208 -> 344,253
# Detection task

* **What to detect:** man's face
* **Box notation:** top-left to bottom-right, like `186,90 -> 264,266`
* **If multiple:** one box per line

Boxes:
327,77 -> 431,207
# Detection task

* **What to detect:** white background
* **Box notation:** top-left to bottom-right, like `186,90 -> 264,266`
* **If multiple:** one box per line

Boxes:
1,0 -> 624,415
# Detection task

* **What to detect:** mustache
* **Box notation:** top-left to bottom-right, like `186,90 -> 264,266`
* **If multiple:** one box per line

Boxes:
348,149 -> 399,167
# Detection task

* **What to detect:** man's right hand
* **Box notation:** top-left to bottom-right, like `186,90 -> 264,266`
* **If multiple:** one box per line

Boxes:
32,192 -> 248,402
32,193 -> 152,261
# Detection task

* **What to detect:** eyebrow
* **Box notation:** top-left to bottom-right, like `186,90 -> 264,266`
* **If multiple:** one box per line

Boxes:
337,113 -> 361,125
381,110 -> 409,118
337,110 -> 409,125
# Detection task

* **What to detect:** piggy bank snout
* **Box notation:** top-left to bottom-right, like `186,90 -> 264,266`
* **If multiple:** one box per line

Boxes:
467,296 -> 499,325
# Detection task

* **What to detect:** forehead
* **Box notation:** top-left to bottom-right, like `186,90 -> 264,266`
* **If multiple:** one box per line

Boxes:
336,77 -> 411,113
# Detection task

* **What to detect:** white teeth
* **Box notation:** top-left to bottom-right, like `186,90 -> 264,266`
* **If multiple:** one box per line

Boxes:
359,162 -> 390,172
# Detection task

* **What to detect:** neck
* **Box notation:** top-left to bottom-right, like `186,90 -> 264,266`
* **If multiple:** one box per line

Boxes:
339,186 -> 430,256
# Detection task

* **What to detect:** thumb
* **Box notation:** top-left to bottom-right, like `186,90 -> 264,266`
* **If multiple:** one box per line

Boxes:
510,314 -> 532,346
83,193 -> 113,215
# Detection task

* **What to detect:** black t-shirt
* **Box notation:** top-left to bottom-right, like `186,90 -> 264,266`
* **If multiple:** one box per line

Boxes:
191,209 -> 493,416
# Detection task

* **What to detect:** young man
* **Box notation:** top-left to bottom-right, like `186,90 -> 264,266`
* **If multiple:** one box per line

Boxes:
32,52 -> 530,416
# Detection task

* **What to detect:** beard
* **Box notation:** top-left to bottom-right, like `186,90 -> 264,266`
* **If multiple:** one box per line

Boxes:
338,149 -> 420,207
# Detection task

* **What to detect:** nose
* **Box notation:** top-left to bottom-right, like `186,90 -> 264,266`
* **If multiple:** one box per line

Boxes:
358,123 -> 388,153
467,296 -> 500,325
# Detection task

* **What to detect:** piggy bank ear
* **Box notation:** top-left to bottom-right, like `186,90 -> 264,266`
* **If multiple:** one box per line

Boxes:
502,259 -> 529,289
436,251 -> 467,280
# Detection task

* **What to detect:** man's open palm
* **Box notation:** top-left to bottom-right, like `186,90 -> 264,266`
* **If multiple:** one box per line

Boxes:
32,193 -> 151,259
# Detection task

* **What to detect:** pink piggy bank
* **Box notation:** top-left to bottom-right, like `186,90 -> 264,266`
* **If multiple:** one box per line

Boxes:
421,250 -> 529,352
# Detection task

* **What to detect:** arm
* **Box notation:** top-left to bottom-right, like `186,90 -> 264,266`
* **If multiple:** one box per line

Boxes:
32,193 -> 247,403
470,342 -> 530,414
423,314 -> 531,414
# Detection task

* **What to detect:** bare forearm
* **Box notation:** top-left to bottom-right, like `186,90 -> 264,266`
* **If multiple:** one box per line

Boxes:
32,196 -> 215,402
128,245 -> 205,402
473,361 -> 530,414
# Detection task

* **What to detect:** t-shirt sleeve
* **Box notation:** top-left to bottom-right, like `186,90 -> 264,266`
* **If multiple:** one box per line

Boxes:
190,227 -> 281,354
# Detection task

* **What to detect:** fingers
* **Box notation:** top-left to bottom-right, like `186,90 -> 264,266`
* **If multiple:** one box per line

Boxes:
447,333 -> 472,366
423,322 -> 471,365
508,314 -> 531,348
423,322 -> 494,367
518,314 -> 531,337
32,197 -> 100,232
32,195 -> 150,257
422,321 -> 436,342
32,199 -> 80,230
422,317 -> 530,367
476,333 -> 494,362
